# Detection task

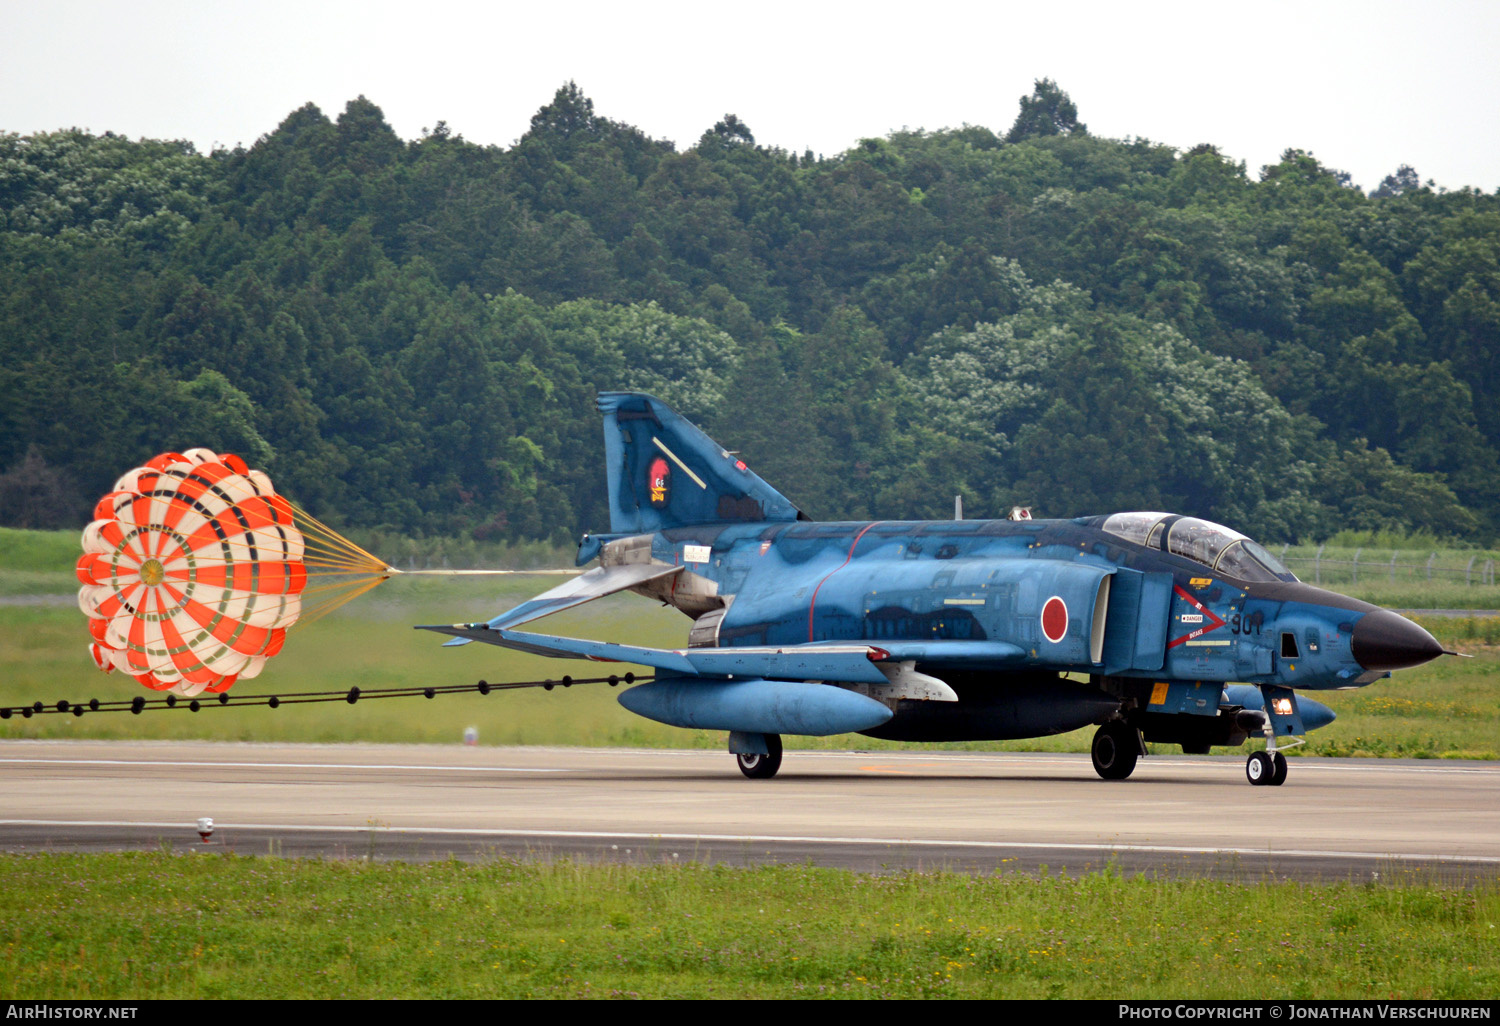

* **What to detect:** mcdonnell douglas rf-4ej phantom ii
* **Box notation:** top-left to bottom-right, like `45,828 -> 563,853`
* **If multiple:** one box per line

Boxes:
421,392 -> 1449,786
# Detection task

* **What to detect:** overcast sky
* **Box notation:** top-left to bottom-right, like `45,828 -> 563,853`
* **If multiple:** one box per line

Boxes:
3,0 -> 1497,193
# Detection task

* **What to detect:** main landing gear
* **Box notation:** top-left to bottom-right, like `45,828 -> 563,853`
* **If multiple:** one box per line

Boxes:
735,732 -> 783,779
1090,721 -> 1141,780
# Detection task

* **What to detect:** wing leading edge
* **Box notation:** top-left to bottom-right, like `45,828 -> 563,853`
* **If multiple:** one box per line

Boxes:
416,623 -> 897,683
417,620 -> 1025,685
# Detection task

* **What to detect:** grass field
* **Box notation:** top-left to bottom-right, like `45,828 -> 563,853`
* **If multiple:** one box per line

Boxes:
1,853 -> 1494,999
4,528 -> 1499,758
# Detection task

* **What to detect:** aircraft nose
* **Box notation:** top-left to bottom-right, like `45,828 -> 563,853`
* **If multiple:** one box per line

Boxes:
1351,610 -> 1444,672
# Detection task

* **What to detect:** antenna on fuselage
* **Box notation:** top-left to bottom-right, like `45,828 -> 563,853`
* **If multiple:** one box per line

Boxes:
954,495 -> 963,520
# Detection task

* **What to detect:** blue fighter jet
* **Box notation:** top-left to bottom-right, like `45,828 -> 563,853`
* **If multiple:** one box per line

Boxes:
421,392 -> 1449,786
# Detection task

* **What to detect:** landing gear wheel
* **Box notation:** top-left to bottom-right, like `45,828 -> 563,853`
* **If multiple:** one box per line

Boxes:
1246,751 -> 1274,786
1270,752 -> 1288,786
736,734 -> 782,779
1091,722 -> 1139,780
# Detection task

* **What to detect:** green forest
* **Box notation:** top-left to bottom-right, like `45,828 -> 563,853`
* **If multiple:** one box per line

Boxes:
3,80 -> 1498,546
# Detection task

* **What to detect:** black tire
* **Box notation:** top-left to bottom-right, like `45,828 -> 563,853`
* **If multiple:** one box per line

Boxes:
1091,722 -> 1139,780
736,734 -> 783,779
1270,752 -> 1288,786
1246,751 -> 1274,786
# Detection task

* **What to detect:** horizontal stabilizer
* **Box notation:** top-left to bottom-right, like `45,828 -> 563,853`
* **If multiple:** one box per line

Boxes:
416,563 -> 682,646
485,563 -> 682,631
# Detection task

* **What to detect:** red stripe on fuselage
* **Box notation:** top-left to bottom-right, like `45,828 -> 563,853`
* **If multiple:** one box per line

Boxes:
807,522 -> 884,642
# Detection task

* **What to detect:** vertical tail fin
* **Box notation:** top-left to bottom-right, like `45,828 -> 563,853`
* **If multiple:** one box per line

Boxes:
598,392 -> 804,533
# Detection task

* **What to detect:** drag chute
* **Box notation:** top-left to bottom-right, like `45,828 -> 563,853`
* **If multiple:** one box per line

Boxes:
77,449 -> 554,697
77,449 -> 308,696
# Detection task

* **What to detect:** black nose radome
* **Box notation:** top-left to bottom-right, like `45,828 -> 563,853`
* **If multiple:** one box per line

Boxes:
1351,610 -> 1444,672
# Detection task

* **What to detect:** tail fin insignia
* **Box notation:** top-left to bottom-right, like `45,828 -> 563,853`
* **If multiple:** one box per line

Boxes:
597,392 -> 802,533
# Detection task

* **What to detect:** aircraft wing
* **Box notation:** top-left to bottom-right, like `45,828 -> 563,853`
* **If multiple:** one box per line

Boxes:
869,640 -> 1026,667
425,563 -> 683,647
414,624 -> 895,684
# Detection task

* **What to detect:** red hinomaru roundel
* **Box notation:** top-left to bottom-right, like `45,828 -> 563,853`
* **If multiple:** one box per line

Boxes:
1040,596 -> 1069,644
76,449 -> 306,696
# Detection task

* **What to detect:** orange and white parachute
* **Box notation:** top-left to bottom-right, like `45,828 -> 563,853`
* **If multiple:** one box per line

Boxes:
76,450 -> 305,697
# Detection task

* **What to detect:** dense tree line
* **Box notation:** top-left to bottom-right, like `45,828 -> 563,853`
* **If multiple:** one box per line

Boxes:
2,80 -> 1497,543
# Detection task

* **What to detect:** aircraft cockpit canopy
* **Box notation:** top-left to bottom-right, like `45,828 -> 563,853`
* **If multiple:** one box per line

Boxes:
1100,512 -> 1298,583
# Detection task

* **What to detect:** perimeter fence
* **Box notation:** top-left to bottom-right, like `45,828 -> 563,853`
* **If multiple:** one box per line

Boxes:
1277,546 -> 1500,587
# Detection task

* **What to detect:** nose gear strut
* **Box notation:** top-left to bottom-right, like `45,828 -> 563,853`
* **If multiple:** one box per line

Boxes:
1247,684 -> 1305,786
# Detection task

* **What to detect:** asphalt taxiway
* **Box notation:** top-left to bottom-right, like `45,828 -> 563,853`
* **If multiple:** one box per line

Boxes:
2,740 -> 1496,882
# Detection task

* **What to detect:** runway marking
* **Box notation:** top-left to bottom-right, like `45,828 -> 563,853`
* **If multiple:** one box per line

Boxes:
3,819 -> 1495,864
0,758 -> 565,774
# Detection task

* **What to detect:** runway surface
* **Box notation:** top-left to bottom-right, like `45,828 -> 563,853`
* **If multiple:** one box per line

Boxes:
2,740 -> 1498,883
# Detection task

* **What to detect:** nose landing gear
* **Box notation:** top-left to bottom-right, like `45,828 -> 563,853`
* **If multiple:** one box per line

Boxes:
1246,749 -> 1288,786
1248,684 -> 1302,786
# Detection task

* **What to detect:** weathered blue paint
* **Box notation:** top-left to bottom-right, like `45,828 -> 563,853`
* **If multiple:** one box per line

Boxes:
598,391 -> 800,534
573,517 -> 1418,692
619,678 -> 893,735
420,392 -> 1445,774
